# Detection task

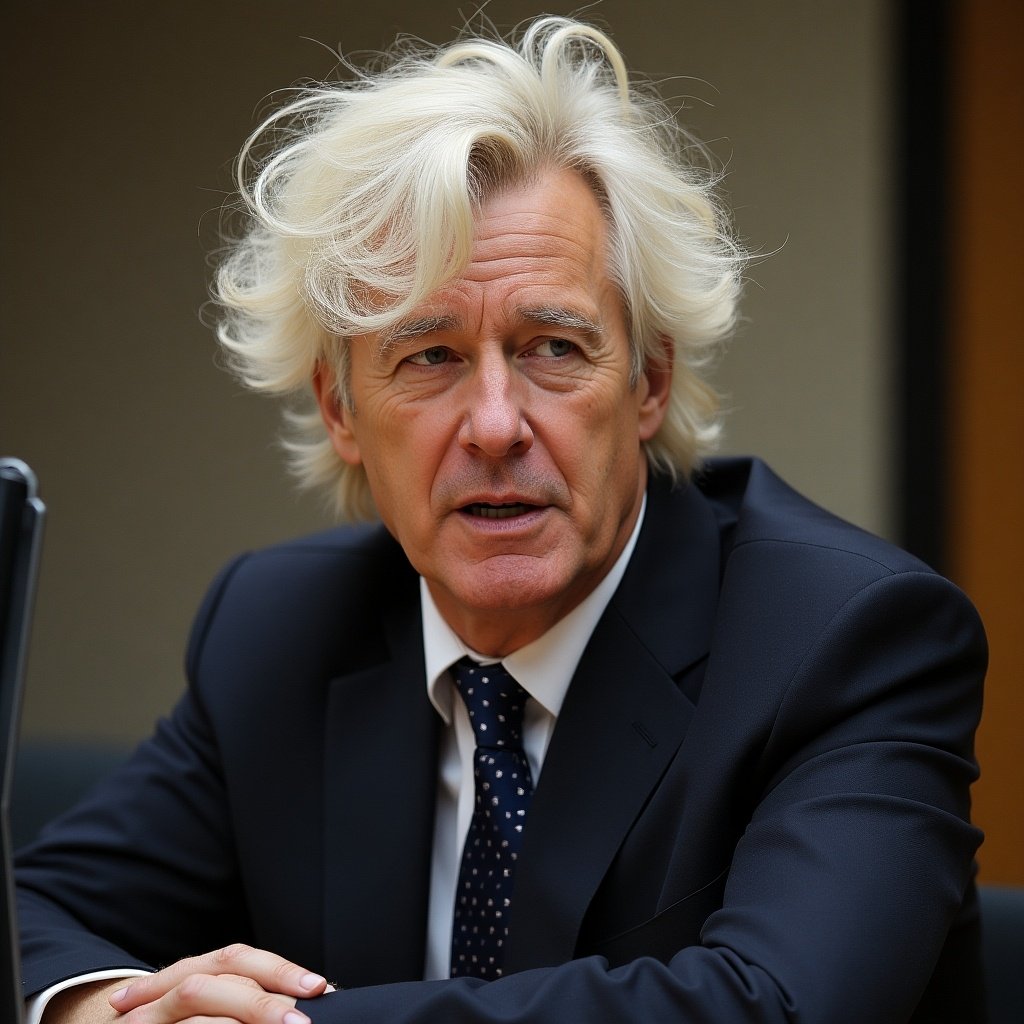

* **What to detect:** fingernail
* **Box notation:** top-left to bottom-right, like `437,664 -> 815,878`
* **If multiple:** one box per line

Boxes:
109,987 -> 129,1004
284,1011 -> 310,1024
299,973 -> 325,991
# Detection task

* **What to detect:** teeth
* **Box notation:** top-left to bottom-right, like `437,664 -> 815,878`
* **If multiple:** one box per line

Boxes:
468,503 -> 530,519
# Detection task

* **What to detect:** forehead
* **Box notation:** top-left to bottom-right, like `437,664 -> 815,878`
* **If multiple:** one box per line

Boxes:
465,168 -> 608,280
385,168 -> 617,335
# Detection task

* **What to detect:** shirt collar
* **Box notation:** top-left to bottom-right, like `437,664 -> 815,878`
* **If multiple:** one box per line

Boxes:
423,493 -> 646,723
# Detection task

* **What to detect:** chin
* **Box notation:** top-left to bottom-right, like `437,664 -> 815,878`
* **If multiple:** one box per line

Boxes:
449,555 -> 577,613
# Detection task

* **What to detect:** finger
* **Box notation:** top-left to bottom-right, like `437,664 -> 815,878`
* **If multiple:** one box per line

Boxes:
117,972 -> 309,1024
210,973 -> 265,989
110,944 -> 327,1011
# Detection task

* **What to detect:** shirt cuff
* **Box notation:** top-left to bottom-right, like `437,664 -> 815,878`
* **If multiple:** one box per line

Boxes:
26,968 -> 152,1024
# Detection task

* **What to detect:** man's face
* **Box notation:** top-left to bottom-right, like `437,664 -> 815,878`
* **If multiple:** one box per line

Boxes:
316,168 -> 671,654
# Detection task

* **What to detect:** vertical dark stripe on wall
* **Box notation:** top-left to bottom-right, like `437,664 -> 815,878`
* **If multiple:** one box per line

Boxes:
896,0 -> 951,572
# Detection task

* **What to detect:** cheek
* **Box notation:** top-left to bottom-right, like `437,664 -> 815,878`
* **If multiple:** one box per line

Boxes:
365,412 -> 449,512
536,389 -> 623,461
589,406 -> 647,501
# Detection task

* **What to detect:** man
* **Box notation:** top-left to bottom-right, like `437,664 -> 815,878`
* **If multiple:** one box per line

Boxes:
18,16 -> 985,1024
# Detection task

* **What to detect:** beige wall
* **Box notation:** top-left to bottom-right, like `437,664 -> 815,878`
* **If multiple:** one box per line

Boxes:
0,0 -> 892,743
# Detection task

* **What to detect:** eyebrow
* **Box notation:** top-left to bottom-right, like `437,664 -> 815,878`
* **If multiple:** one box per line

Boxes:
382,315 -> 463,344
520,306 -> 603,338
380,305 -> 603,345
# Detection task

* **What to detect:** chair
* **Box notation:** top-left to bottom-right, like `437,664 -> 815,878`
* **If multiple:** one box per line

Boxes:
10,738 -> 128,849
979,883 -> 1024,1024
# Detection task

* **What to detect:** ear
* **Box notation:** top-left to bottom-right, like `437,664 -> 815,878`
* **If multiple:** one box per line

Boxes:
637,335 -> 674,441
312,361 -> 362,466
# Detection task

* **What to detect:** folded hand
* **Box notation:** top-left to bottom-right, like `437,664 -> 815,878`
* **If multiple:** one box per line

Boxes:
104,944 -> 331,1024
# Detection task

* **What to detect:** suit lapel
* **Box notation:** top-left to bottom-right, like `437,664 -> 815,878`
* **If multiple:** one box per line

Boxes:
321,583 -> 440,986
506,478 -> 723,970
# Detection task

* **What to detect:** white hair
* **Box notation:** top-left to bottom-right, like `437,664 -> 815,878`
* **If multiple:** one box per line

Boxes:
215,16 -> 745,520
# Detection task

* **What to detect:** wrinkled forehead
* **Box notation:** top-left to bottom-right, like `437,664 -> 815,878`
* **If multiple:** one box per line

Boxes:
382,166 -> 612,320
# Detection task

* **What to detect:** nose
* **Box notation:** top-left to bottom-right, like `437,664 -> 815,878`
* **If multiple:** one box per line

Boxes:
458,360 -> 534,457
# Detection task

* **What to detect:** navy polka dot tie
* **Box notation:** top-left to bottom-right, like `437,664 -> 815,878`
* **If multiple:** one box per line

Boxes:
450,657 -> 534,980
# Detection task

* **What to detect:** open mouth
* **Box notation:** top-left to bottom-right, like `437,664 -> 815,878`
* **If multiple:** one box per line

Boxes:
463,502 -> 537,520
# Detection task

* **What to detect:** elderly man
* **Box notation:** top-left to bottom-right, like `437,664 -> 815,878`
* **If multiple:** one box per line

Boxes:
18,16 -> 985,1024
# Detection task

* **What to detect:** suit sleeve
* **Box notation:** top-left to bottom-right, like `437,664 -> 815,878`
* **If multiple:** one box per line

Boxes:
14,557 -> 254,995
294,569 -> 985,1023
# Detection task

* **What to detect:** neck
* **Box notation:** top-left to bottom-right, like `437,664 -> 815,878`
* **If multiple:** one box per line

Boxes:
438,601 -> 580,659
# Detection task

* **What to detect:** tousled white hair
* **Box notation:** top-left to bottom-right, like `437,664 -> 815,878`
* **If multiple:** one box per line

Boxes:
215,16 -> 745,520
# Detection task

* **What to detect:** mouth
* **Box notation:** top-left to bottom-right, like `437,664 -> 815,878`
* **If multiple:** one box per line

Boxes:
462,502 -> 540,520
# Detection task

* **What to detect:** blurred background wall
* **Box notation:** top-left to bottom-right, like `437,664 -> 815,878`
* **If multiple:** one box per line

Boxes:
1,0 -> 1019,881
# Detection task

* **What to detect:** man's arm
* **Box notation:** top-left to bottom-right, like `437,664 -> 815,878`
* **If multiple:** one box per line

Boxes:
28,970 -> 149,1024
15,689 -> 254,996
40,977 -> 128,1024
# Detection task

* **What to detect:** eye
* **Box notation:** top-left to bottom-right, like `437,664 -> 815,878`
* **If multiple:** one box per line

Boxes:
405,346 -> 453,366
533,338 -> 576,358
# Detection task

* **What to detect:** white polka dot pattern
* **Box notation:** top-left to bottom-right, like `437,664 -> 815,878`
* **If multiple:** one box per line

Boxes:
449,657 -> 534,981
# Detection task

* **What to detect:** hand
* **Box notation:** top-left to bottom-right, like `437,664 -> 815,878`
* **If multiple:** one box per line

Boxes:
105,944 -> 331,1023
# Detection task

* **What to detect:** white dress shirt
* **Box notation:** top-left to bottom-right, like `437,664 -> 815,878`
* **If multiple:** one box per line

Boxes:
420,496 -> 645,979
27,497 -> 645,1016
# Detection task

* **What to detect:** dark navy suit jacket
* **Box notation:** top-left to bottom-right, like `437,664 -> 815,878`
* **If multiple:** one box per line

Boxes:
16,458 -> 987,1022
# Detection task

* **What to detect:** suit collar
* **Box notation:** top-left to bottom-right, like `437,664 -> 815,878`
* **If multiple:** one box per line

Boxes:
613,473 -> 723,677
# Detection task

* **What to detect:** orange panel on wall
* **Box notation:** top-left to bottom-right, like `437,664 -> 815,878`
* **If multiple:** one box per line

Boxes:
949,0 -> 1024,884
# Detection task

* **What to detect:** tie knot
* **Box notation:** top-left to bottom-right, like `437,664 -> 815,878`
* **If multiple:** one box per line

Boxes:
452,657 -> 529,750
